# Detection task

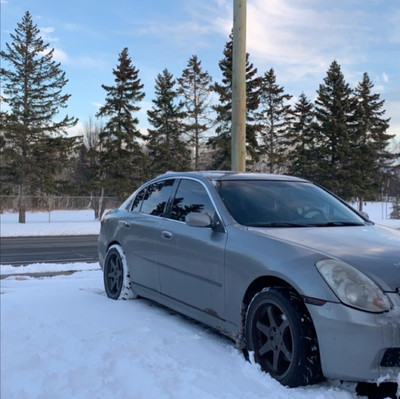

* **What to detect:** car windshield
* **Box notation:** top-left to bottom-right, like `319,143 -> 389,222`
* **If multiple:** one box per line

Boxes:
217,180 -> 367,227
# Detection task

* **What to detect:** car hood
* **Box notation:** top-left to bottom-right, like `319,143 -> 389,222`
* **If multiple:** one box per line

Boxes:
250,224 -> 400,291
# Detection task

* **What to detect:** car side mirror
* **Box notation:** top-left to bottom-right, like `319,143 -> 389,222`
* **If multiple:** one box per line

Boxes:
185,212 -> 213,228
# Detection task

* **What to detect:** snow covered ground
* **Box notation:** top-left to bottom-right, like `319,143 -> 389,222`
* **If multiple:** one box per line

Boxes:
2,268 -> 391,399
0,209 -> 100,237
1,204 -> 399,398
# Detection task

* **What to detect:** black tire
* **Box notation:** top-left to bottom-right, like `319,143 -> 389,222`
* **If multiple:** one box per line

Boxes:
245,288 -> 322,387
103,245 -> 137,300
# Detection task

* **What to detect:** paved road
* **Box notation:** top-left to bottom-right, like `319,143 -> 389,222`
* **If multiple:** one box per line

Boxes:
0,235 -> 99,266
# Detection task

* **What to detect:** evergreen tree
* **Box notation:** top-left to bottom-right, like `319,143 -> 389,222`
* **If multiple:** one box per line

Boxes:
96,48 -> 145,200
257,68 -> 293,173
313,60 -> 356,199
286,93 -> 320,179
0,11 -> 78,222
178,55 -> 213,170
146,69 -> 190,177
208,32 -> 261,170
353,73 -> 395,205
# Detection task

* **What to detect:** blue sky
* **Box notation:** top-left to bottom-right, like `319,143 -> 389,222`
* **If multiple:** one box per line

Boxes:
1,0 -> 399,139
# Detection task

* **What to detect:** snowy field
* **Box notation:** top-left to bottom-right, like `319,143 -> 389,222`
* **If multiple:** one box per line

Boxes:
1,204 -> 399,398
0,209 -> 100,237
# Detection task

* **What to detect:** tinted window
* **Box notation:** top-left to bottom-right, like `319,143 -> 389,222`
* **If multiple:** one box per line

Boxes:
131,189 -> 145,212
217,180 -> 365,227
170,179 -> 215,222
141,180 -> 174,216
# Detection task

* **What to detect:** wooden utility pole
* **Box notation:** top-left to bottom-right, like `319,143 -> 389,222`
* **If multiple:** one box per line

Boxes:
231,0 -> 246,172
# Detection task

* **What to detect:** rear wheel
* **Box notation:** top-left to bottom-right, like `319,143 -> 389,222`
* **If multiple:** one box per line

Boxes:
103,245 -> 137,300
245,288 -> 322,387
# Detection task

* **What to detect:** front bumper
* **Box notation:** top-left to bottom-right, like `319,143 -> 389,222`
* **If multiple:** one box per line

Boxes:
308,292 -> 400,382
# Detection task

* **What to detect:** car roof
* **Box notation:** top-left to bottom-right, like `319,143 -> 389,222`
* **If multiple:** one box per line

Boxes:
159,171 -> 309,183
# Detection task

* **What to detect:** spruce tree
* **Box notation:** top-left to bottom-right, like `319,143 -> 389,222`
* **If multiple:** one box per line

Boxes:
208,32 -> 261,169
0,11 -> 78,222
286,93 -> 319,179
257,68 -> 293,173
178,55 -> 213,170
146,69 -> 190,177
353,73 -> 395,205
96,48 -> 145,200
314,60 -> 356,199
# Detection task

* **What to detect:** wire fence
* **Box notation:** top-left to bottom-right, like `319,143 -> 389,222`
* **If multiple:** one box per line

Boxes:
0,196 -> 120,214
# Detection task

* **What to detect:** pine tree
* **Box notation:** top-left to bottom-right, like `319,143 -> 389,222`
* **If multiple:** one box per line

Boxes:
146,69 -> 190,177
353,73 -> 395,205
96,48 -> 145,200
178,55 -> 213,170
257,68 -> 293,173
286,93 -> 320,179
0,11 -> 78,222
208,32 -> 261,170
313,60 -> 356,199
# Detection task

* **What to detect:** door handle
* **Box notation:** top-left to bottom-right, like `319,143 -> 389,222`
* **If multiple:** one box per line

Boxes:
123,222 -> 131,228
161,231 -> 173,240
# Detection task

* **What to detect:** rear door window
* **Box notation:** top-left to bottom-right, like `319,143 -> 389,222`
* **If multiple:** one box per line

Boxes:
140,179 -> 175,216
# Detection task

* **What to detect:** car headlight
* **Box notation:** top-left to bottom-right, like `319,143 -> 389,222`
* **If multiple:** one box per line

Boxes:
316,259 -> 391,313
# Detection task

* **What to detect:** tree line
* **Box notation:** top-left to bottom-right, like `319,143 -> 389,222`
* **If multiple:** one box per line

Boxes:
1,12 -> 399,222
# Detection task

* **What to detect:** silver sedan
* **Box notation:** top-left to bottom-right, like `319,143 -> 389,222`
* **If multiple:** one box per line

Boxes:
98,171 -> 400,388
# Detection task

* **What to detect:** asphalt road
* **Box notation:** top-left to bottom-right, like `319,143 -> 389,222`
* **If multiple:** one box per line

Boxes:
0,235 -> 99,266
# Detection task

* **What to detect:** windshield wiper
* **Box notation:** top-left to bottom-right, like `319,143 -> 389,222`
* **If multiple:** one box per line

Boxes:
312,221 -> 365,227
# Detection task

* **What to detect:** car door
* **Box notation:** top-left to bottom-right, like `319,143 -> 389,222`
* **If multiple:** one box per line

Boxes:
158,178 -> 227,320
120,179 -> 175,292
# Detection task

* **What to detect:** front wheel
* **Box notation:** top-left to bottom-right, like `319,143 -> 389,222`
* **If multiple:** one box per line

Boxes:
245,288 -> 322,387
103,245 -> 137,300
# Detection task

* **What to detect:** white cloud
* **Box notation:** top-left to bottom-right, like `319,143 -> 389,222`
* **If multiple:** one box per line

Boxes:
383,72 -> 389,83
386,101 -> 400,137
52,48 -> 68,63
92,102 -> 103,109
205,0 -> 386,85
40,26 -> 59,42
245,0 -> 349,74
40,26 -> 55,35
75,56 -> 109,70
